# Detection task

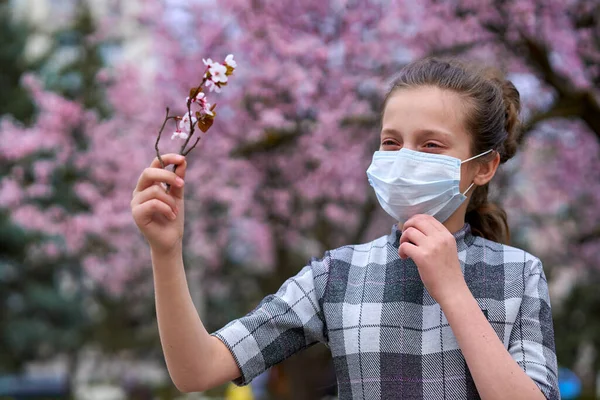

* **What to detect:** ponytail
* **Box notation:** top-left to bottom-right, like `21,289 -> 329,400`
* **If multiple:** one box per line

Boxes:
465,184 -> 510,244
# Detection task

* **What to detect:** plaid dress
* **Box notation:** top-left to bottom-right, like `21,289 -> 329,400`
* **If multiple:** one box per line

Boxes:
212,224 -> 559,399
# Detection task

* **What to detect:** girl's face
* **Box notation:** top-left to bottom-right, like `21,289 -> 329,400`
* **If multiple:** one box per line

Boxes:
380,86 -> 477,193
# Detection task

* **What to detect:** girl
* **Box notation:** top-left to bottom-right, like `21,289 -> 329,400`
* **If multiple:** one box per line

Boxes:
131,58 -> 559,399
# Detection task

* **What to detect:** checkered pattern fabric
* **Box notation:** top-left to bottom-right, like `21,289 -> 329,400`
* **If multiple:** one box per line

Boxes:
212,224 -> 559,399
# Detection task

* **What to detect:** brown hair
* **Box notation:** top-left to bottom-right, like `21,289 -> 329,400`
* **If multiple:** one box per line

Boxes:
383,58 -> 521,244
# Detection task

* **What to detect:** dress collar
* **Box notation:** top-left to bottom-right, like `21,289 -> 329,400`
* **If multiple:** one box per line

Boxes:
387,222 -> 474,249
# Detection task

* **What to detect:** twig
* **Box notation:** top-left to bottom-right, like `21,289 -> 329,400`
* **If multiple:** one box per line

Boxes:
155,107 -> 171,168
183,136 -> 202,156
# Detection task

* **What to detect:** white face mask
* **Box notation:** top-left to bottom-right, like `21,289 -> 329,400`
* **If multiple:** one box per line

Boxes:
366,148 -> 493,223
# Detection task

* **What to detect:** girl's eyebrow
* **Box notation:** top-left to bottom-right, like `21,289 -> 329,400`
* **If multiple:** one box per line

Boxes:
415,128 -> 454,138
380,128 -> 402,137
381,127 -> 454,138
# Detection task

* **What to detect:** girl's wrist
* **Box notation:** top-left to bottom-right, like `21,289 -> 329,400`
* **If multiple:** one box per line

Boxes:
150,235 -> 182,253
151,243 -> 183,264
437,280 -> 472,311
151,245 -> 186,288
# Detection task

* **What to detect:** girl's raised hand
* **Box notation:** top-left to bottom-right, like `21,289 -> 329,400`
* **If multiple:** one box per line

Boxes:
131,154 -> 187,254
399,214 -> 468,304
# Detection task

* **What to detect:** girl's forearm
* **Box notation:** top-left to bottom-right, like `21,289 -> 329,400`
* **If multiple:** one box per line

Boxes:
440,284 -> 545,400
151,246 -> 238,392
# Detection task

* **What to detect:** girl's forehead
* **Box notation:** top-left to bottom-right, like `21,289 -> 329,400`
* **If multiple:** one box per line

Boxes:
382,87 -> 469,139
384,87 -> 466,123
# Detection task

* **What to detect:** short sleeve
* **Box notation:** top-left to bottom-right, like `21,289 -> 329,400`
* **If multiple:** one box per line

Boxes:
508,258 -> 560,400
211,253 -> 331,386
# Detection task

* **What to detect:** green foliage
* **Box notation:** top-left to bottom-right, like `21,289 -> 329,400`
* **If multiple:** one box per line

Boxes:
0,211 -> 89,372
44,1 -> 109,117
0,1 -> 37,123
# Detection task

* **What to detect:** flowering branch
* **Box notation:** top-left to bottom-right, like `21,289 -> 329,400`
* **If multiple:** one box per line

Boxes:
155,54 -> 237,191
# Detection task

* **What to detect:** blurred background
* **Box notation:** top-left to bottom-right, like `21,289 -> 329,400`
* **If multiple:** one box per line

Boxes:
0,0 -> 599,399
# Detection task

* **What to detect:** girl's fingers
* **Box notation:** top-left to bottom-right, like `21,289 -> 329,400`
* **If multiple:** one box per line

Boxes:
166,158 -> 187,199
132,198 -> 177,225
150,153 -> 186,169
402,214 -> 440,236
132,184 -> 178,214
399,227 -> 426,247
135,167 -> 184,193
399,241 -> 418,260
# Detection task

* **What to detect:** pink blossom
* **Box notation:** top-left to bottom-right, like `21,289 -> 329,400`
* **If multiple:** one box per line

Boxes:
187,91 -> 206,105
225,54 -> 237,69
178,111 -> 197,132
26,183 -> 52,198
74,182 -> 101,204
33,161 -> 54,184
205,79 -> 221,93
96,69 -> 111,83
171,129 -> 189,140
43,242 -> 60,258
202,57 -> 215,68
209,63 -> 228,83
0,179 -> 22,208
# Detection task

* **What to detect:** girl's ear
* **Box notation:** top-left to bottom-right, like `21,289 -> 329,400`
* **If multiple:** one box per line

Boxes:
473,151 -> 501,186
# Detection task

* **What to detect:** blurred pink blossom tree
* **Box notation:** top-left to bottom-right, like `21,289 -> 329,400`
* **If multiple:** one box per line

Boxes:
1,0 -> 599,393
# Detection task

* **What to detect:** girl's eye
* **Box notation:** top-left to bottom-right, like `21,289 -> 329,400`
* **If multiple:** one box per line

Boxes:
424,142 -> 441,148
382,140 -> 398,146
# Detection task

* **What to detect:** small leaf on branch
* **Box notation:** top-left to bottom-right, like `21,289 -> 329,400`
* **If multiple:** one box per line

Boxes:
189,87 -> 201,98
198,117 -> 214,132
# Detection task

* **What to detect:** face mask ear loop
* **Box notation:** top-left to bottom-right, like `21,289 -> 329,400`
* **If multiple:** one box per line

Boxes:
463,182 -> 476,196
461,149 -> 494,164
